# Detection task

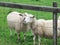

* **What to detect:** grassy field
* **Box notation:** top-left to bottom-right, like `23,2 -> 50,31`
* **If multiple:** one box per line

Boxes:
0,0 -> 60,45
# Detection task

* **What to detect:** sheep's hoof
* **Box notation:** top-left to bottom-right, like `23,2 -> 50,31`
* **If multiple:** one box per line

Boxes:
16,39 -> 21,44
17,39 -> 21,42
31,35 -> 34,38
16,40 -> 20,44
10,35 -> 13,38
22,40 -> 25,42
20,39 -> 25,43
35,43 -> 38,45
15,33 -> 17,36
34,43 -> 37,45
35,42 -> 38,45
17,39 -> 25,44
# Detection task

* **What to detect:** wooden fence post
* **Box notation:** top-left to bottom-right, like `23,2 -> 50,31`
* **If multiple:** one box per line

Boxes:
53,2 -> 57,45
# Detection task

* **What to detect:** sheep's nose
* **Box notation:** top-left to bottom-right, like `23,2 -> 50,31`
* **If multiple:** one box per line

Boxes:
23,21 -> 27,24
23,18 -> 25,20
24,21 -> 26,23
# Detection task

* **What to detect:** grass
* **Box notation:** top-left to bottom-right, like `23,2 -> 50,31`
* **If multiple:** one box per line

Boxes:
0,0 -> 60,45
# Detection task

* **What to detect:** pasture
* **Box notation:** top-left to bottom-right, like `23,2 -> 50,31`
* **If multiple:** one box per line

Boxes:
0,0 -> 60,45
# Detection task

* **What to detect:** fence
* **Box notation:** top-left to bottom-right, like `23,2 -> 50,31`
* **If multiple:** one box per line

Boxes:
0,2 -> 60,45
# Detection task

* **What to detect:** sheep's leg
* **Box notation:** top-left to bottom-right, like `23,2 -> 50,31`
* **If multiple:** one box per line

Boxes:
10,29 -> 13,37
33,35 -> 36,45
24,33 -> 26,41
14,31 -> 17,36
38,35 -> 41,45
17,33 -> 20,42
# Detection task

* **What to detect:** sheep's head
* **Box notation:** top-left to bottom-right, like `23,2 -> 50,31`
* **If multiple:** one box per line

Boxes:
19,13 -> 28,18
23,14 -> 35,24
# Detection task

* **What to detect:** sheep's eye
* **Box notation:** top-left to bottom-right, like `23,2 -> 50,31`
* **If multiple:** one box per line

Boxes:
30,17 -> 33,18
19,14 -> 23,16
23,18 -> 25,20
33,16 -> 35,18
24,14 -> 27,16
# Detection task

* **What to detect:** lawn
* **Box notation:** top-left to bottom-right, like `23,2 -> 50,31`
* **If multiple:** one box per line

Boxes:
0,0 -> 60,45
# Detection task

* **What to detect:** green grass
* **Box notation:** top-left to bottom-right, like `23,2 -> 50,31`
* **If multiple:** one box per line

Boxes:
0,0 -> 60,45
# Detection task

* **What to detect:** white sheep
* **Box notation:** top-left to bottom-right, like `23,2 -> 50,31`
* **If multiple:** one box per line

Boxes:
23,14 -> 42,45
7,11 -> 30,42
31,19 -> 45,45
23,15 -> 60,45
32,19 -> 60,45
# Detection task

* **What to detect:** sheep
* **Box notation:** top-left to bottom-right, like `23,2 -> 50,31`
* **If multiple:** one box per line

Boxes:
32,19 -> 60,45
7,11 -> 31,42
31,19 -> 45,45
23,14 -> 42,45
22,13 -> 47,45
23,15 -> 60,45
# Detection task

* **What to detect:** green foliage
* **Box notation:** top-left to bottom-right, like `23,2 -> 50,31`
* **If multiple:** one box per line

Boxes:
0,0 -> 60,45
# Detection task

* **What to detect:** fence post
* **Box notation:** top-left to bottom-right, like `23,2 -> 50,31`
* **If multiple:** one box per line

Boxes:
53,2 -> 57,45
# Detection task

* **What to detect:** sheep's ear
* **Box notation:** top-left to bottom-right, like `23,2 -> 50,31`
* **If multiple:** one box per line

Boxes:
30,15 -> 35,18
32,16 -> 35,18
23,13 -> 26,16
22,13 -> 26,16
24,13 -> 28,16
19,14 -> 23,16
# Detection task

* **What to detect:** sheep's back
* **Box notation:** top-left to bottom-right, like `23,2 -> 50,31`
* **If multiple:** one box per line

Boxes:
43,20 -> 60,37
7,12 -> 23,23
7,12 -> 23,31
32,19 -> 45,36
